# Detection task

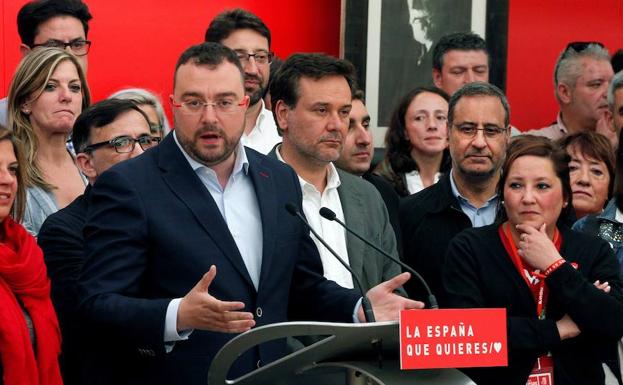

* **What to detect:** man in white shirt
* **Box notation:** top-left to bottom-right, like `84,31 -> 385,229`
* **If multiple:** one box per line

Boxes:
205,9 -> 280,154
526,42 -> 614,141
269,53 -> 403,293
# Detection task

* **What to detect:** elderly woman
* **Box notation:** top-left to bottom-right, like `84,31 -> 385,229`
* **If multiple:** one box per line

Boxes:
444,135 -> 623,385
108,87 -> 171,137
0,125 -> 62,384
374,86 -> 451,196
8,47 -> 90,236
559,132 -> 614,219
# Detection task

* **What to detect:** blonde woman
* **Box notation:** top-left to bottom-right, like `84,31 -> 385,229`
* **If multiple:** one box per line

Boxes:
8,47 -> 90,236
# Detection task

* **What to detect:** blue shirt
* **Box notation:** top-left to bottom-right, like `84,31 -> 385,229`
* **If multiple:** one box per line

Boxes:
163,132 -> 263,348
449,169 -> 498,227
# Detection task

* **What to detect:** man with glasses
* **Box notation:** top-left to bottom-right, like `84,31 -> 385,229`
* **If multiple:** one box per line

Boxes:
75,43 -> 420,385
0,0 -> 92,126
400,82 -> 510,305
205,8 -> 281,154
527,42 -> 614,141
38,98 -> 158,385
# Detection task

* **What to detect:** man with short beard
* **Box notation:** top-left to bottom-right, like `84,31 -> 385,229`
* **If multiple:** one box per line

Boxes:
205,8 -> 280,154
269,53 -> 403,294
400,82 -> 511,305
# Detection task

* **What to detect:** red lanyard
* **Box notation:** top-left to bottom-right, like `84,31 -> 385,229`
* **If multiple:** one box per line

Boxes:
498,223 -> 562,319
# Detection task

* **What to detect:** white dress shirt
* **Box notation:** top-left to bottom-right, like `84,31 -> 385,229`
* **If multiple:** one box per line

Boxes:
163,132 -> 263,349
240,100 -> 281,155
275,146 -> 353,289
404,170 -> 441,195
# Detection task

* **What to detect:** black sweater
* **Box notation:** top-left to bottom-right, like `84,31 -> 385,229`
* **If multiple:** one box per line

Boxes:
444,224 -> 623,385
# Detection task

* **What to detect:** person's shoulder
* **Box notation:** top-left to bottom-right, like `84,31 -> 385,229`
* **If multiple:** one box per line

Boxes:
562,226 -> 610,250
401,175 -> 447,212
39,194 -> 86,241
246,147 -> 297,176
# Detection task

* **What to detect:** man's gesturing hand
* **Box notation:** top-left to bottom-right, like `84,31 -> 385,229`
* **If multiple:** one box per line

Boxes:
358,272 -> 425,322
177,265 -> 255,333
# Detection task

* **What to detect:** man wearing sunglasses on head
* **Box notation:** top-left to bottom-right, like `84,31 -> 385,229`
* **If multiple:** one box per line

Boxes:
0,0 -> 93,127
527,42 -> 615,142
38,99 -> 159,385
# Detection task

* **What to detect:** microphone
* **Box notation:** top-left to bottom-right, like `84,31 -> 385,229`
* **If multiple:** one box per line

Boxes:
285,203 -> 376,322
319,207 -> 438,309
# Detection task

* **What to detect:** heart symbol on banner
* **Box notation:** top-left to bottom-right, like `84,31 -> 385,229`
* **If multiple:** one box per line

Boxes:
493,342 -> 502,353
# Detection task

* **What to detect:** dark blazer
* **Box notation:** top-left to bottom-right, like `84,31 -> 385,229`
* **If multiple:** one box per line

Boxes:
38,186 -> 91,385
399,172 -> 472,305
362,172 -> 402,254
78,135 -> 360,385
444,225 -> 623,385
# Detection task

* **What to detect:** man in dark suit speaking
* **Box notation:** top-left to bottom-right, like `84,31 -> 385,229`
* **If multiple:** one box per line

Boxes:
77,42 -> 422,385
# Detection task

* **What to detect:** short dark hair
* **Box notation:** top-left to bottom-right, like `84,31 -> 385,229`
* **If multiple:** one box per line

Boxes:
17,0 -> 92,47
432,32 -> 488,71
497,135 -> 573,224
558,131 -> 615,204
174,42 -> 244,86
352,89 -> 365,103
448,82 -> 510,128
205,8 -> 271,48
612,49 -> 623,74
384,86 -> 450,176
270,53 -> 356,131
72,99 -> 150,154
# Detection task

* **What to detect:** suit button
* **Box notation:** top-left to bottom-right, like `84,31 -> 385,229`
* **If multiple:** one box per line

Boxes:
256,307 -> 263,318
257,359 -> 262,368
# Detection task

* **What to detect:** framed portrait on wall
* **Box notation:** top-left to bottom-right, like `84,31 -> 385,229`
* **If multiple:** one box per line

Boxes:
342,0 -> 509,144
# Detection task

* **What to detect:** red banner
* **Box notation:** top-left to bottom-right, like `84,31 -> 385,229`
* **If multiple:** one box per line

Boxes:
400,308 -> 507,370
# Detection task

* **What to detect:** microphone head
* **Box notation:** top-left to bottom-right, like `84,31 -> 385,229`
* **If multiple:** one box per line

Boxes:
285,203 -> 299,216
319,207 -> 336,220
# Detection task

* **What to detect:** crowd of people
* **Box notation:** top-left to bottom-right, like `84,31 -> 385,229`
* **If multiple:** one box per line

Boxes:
2,1 -> 623,385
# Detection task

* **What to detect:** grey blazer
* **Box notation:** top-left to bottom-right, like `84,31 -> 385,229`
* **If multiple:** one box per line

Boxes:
336,168 -> 403,292
267,145 -> 402,293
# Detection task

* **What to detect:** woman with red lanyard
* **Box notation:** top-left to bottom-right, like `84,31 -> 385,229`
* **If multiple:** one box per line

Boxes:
443,135 -> 623,385
0,124 -> 62,385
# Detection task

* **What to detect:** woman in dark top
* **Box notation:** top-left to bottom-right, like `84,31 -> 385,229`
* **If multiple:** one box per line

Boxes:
0,125 -> 62,385
444,135 -> 623,385
374,86 -> 451,196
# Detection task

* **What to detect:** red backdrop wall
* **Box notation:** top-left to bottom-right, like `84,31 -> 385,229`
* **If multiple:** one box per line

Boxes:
3,1 -> 623,132
0,0 -> 342,122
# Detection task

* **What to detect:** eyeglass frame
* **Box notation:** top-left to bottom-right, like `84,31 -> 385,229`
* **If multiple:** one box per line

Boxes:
234,50 -> 274,65
451,122 -> 508,139
170,95 -> 249,115
82,135 -> 161,154
31,39 -> 92,56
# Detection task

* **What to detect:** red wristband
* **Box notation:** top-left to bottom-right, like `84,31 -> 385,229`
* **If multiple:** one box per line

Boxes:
544,259 -> 566,277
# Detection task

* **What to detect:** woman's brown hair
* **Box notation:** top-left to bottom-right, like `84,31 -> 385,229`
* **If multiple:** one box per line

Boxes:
0,125 -> 27,222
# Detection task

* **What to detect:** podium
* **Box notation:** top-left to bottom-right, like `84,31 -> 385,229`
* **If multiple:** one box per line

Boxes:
208,321 -> 474,385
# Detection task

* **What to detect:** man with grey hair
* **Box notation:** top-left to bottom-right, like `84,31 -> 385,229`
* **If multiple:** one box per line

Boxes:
527,42 -> 614,140
608,71 -> 623,147
400,81 -> 510,305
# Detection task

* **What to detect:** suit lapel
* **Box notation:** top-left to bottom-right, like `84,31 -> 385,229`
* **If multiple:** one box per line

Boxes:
337,171 -> 365,286
157,135 -> 255,289
247,151 -> 277,291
